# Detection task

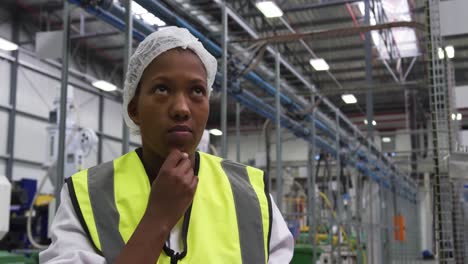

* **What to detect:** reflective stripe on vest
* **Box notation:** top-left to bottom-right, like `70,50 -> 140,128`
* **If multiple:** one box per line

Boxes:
67,151 -> 271,264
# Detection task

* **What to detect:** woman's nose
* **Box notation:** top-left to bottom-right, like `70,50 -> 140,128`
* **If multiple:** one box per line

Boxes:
169,94 -> 190,121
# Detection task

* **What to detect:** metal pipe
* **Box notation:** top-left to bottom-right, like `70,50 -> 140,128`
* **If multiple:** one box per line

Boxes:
275,51 -> 282,211
221,2 -> 228,158
56,1 -> 70,207
121,0 -> 132,154
98,94 -> 104,164
236,102 -> 240,162
368,178 -> 374,263
70,30 -> 121,40
365,0 -> 374,139
336,111 -> 342,264
231,21 -> 425,44
5,15 -> 19,181
308,96 -> 317,264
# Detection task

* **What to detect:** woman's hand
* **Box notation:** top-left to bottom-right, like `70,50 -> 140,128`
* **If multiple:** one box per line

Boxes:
114,149 -> 197,264
144,149 -> 198,231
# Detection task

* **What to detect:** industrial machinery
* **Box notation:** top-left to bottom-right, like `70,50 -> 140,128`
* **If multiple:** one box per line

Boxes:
0,176 -> 12,242
46,85 -> 98,182
0,85 -> 97,251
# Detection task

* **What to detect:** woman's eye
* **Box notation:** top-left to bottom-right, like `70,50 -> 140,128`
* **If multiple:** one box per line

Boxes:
193,86 -> 205,96
154,85 -> 168,94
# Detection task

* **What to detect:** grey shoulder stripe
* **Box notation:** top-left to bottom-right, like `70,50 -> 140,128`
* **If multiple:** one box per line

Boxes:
88,161 -> 125,264
221,160 -> 266,264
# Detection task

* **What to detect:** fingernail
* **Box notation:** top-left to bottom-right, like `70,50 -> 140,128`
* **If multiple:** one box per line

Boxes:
182,152 -> 189,159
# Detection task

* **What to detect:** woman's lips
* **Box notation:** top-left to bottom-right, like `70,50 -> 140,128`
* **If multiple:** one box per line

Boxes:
167,125 -> 193,143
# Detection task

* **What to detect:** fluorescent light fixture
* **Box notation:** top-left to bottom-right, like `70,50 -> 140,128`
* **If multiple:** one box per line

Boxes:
341,94 -> 357,104
92,80 -> 117,92
0,37 -> 19,51
209,129 -> 223,136
382,137 -> 391,143
452,113 -> 456,120
131,1 -> 166,26
438,47 -> 445,59
445,46 -> 455,59
309,58 -> 330,71
255,1 -> 283,18
457,113 -> 462,121
140,13 -> 166,26
131,1 -> 147,15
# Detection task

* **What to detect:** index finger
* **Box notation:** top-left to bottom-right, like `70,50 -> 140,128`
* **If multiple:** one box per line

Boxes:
162,149 -> 187,168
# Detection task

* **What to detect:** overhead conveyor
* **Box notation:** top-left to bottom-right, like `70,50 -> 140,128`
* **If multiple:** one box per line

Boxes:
67,0 -> 417,202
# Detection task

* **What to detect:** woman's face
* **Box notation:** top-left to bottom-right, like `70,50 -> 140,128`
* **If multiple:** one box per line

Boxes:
128,48 -> 209,158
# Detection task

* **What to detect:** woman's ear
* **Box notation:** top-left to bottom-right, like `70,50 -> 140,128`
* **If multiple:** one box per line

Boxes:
128,96 -> 140,126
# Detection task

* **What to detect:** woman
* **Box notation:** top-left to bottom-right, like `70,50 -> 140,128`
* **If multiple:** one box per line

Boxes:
40,26 -> 293,264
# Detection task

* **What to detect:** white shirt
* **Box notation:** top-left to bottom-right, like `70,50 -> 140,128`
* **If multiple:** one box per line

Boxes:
39,185 -> 294,263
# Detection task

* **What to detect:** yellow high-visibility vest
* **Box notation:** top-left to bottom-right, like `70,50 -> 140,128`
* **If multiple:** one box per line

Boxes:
67,150 -> 272,264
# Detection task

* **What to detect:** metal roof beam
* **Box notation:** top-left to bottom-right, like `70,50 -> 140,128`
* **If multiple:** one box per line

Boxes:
281,0 -> 363,13
257,17 -> 354,33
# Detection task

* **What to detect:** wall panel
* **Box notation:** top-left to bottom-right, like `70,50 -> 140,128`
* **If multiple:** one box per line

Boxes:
14,115 -> 48,163
0,111 -> 8,155
0,59 -> 11,107
103,98 -> 123,139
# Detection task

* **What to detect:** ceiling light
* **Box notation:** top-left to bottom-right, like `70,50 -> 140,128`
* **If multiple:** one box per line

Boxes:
0,37 -> 19,51
341,94 -> 357,104
364,119 -> 376,126
452,113 -> 456,121
309,58 -> 330,71
140,13 -> 166,26
131,1 -> 166,26
209,129 -> 223,136
92,80 -> 117,92
457,113 -> 462,121
438,47 -> 445,59
382,137 -> 391,143
445,45 -> 455,59
255,1 -> 283,18
131,1 -> 147,15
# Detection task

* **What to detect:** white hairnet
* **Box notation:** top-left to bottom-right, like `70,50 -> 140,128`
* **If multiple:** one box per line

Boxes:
123,26 -> 217,133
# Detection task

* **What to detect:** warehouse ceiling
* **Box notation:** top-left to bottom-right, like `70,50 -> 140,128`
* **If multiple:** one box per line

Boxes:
2,0 -> 468,133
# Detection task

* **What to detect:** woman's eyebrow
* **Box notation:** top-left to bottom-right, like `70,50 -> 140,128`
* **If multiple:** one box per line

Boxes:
150,75 -> 170,82
190,78 -> 207,84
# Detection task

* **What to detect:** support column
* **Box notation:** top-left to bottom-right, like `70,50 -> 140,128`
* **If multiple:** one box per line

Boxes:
98,94 -> 104,164
307,96 -> 317,263
221,2 -> 228,158
5,14 -> 19,181
356,169 -> 363,264
235,102 -> 240,162
335,112 -> 343,264
275,52 -> 283,211
56,1 -> 71,207
122,0 -> 132,154
364,0 -> 374,139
